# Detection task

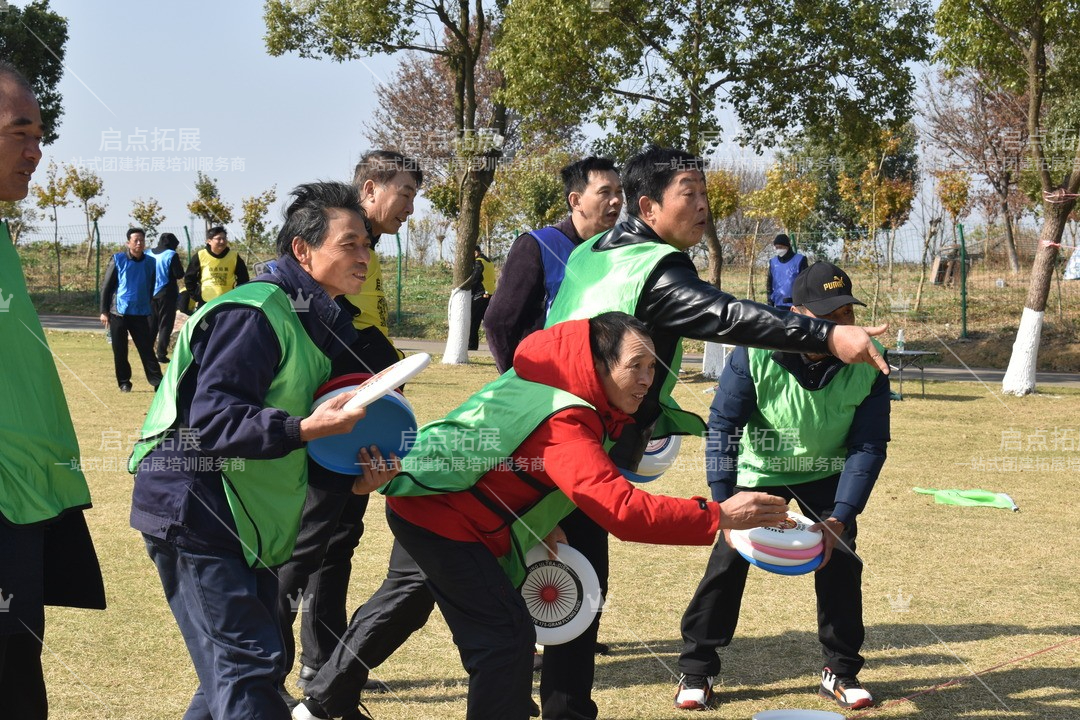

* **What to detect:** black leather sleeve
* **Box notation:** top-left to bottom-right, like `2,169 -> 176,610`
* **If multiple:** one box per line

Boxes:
637,254 -> 833,355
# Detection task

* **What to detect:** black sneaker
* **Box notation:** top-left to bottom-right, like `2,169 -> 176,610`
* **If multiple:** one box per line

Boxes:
119,382 -> 132,393
292,698 -> 331,720
297,664 -> 317,693
819,666 -> 874,709
674,673 -> 714,710
363,677 -> 390,694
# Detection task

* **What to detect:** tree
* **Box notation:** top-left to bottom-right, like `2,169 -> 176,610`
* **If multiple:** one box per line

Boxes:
922,68 -> 1028,273
494,0 -> 932,287
187,172 -> 233,232
64,164 -> 107,267
0,199 -> 40,245
131,197 -> 166,239
937,0 -> 1080,395
0,0 -> 68,143
265,0 -> 509,363
30,160 -> 69,299
239,186 -> 278,251
478,146 -> 572,256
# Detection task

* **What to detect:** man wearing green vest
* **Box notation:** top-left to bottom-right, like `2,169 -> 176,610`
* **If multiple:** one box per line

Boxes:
130,182 -> 395,720
674,263 -> 890,711
0,61 -> 106,720
293,313 -> 788,720
542,146 -> 889,720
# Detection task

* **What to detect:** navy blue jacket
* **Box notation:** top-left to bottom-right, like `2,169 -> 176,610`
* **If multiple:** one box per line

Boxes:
705,345 -> 890,526
130,255 -> 370,556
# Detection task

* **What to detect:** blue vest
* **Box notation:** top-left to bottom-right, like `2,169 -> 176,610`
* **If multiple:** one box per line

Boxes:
147,248 -> 177,294
768,252 -> 805,307
529,226 -> 576,315
115,253 -> 155,315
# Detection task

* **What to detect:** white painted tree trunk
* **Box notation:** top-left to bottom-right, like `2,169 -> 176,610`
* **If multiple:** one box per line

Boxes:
443,287 -> 471,364
701,341 -> 732,380
1001,307 -> 1043,396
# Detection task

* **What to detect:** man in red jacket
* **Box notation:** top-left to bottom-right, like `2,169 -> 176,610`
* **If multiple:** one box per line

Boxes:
296,313 -> 788,720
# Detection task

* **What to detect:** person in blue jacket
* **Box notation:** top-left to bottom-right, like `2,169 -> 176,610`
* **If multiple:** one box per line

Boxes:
765,233 -> 808,311
674,262 -> 890,712
99,228 -> 163,391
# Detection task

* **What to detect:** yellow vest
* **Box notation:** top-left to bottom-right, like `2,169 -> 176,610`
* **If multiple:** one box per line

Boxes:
198,247 -> 239,302
480,257 -> 496,295
344,251 -> 390,336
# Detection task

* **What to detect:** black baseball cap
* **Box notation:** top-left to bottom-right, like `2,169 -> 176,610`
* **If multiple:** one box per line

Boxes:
791,262 -> 865,316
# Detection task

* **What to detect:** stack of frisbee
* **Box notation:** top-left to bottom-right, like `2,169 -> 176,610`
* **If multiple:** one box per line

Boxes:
618,435 -> 682,483
729,510 -> 824,575
307,372 -> 418,474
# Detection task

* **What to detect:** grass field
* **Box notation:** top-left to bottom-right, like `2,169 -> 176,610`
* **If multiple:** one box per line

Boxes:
37,329 -> 1080,720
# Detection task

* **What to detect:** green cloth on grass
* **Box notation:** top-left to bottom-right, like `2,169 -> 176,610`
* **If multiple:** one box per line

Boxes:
913,487 -> 1018,511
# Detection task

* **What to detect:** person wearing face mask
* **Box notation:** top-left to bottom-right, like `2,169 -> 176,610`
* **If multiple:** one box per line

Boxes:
765,233 -> 808,312
673,263 -> 890,712
484,157 -> 624,373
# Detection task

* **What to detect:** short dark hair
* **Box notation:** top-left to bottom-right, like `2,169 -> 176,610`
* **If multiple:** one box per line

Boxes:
126,227 -> 146,239
353,149 -> 423,189
561,157 -> 619,210
589,311 -> 652,373
206,226 -> 227,240
622,146 -> 703,219
0,62 -> 35,98
275,181 -> 368,258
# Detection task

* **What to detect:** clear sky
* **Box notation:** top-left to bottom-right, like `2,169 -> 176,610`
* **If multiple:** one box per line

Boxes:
20,0 -> 400,244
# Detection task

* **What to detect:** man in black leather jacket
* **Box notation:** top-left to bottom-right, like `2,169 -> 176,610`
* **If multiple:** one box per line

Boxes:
537,145 -> 889,720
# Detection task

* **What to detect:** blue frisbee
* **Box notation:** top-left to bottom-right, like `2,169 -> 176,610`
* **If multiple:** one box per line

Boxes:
736,547 -> 823,575
307,388 -> 417,474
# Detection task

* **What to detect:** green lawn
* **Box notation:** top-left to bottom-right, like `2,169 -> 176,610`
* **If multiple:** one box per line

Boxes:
39,330 -> 1080,719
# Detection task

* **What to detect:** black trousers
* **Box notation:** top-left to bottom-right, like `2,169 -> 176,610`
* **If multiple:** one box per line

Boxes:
304,535 -> 435,717
108,313 -> 163,388
469,294 -> 490,351
387,511 -> 535,720
150,289 -> 178,359
0,629 -> 47,719
678,475 -> 865,678
276,485 -> 369,674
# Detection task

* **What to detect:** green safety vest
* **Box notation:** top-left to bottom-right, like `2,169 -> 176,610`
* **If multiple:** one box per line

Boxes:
0,222 -> 93,525
738,346 -> 881,487
129,282 -> 331,568
544,234 -> 706,438
382,370 -> 598,586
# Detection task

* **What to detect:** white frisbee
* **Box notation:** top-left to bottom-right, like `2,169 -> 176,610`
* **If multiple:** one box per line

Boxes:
521,543 -> 601,646
619,434 -> 682,483
753,710 -> 844,720
342,353 -> 430,412
729,531 -> 820,567
733,510 -> 822,551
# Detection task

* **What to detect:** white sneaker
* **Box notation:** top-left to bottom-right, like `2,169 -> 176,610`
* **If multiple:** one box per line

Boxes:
819,666 -> 874,709
674,674 -> 714,710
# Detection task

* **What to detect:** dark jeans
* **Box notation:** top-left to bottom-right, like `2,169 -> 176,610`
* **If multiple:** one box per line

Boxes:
540,509 -> 609,720
276,486 -> 369,674
144,534 -> 290,720
150,289 -> 178,359
108,313 -> 163,388
678,475 -> 865,678
0,628 -> 47,719
388,511 -> 535,720
304,536 -> 435,717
